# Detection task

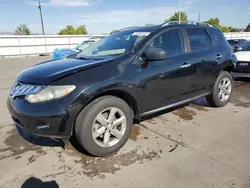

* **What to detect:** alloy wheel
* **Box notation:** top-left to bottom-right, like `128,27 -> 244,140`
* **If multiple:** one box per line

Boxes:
218,77 -> 232,102
92,107 -> 127,148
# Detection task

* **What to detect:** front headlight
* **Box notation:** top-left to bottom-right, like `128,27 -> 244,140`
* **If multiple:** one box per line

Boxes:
25,85 -> 76,103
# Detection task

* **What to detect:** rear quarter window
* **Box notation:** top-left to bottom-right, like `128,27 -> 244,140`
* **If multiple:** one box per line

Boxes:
208,28 -> 228,46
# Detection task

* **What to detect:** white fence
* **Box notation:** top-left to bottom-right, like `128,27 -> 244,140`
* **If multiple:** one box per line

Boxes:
1,32 -> 250,58
0,35 -> 106,58
224,32 -> 250,40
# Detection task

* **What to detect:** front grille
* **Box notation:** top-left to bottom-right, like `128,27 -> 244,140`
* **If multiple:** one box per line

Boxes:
10,82 -> 44,98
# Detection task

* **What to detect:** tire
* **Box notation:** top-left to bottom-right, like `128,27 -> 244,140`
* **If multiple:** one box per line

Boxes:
75,96 -> 133,157
206,71 -> 233,107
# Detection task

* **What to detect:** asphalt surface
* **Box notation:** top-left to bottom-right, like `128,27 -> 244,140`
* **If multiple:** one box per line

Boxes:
0,56 -> 250,188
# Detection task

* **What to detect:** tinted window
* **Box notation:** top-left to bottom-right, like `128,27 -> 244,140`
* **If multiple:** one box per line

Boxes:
187,28 -> 213,52
208,28 -> 228,46
149,29 -> 185,57
240,39 -> 248,45
76,30 -> 151,59
242,44 -> 250,51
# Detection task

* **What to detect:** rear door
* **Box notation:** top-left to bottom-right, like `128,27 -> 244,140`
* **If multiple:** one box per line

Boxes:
184,27 -> 218,95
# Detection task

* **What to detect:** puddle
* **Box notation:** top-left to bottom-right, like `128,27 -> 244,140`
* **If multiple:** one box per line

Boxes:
189,104 -> 209,112
146,116 -> 168,125
130,125 -> 141,141
1,126 -> 160,179
172,107 -> 196,121
234,82 -> 250,100
64,144 -> 160,178
230,98 -> 250,108
0,127 -> 47,161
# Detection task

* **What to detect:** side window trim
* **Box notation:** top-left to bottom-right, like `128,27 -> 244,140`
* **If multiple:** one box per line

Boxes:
182,28 -> 191,53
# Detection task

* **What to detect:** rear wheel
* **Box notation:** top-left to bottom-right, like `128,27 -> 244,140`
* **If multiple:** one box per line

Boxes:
206,71 -> 233,107
75,96 -> 133,157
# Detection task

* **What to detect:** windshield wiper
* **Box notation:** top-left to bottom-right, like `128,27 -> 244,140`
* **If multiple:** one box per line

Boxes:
75,56 -> 89,60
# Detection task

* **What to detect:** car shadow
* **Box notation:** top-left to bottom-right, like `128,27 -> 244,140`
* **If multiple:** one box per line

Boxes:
21,177 -> 59,188
191,96 -> 212,107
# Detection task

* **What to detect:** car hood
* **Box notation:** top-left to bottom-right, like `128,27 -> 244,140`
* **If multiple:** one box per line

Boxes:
235,51 -> 250,62
17,58 -> 111,85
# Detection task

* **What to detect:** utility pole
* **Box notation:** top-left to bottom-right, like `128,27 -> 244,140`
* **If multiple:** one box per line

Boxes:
198,12 -> 201,22
179,0 -> 182,23
38,0 -> 48,55
38,0 -> 45,35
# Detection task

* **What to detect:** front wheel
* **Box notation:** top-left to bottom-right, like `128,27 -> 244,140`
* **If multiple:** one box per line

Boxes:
206,71 -> 233,107
75,96 -> 133,157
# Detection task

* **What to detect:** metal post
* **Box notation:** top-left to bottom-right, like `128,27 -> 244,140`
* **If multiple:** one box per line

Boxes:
179,0 -> 182,23
17,36 -> 22,56
38,0 -> 45,35
198,12 -> 200,22
68,36 -> 70,48
38,1 -> 48,55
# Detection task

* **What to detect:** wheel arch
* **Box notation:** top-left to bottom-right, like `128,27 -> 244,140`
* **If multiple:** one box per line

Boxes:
88,89 -> 141,121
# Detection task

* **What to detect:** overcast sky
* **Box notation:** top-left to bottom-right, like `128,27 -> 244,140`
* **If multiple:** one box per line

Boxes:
0,0 -> 249,34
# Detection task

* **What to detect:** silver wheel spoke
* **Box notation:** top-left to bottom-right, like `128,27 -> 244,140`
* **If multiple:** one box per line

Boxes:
225,81 -> 230,88
110,129 -> 123,139
225,90 -> 230,95
103,130 -> 111,146
112,116 -> 126,127
96,114 -> 108,126
108,108 -> 117,123
219,90 -> 223,96
93,126 -> 106,138
222,92 -> 226,100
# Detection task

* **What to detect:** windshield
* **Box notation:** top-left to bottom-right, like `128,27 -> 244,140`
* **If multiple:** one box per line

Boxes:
242,44 -> 250,51
76,30 -> 150,59
228,40 -> 239,45
74,41 -> 95,51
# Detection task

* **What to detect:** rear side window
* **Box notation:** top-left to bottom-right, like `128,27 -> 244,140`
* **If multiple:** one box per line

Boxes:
149,29 -> 185,57
186,28 -> 213,52
208,28 -> 228,46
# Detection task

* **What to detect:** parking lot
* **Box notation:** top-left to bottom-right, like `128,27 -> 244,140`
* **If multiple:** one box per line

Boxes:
0,56 -> 250,188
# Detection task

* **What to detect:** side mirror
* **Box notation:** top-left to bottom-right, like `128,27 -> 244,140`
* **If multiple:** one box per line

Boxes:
144,47 -> 167,61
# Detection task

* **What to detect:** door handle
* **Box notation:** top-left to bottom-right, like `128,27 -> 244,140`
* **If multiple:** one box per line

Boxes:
215,54 -> 223,59
180,63 -> 191,68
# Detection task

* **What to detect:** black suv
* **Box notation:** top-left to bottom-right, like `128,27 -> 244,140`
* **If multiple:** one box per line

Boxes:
7,21 -> 236,156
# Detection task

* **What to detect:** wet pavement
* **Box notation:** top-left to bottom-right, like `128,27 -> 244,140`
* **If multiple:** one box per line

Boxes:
0,57 -> 250,188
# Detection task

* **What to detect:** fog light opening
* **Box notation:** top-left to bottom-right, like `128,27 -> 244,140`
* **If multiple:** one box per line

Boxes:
36,122 -> 50,130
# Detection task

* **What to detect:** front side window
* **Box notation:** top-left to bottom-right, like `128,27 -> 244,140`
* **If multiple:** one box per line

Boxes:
148,29 -> 185,57
187,28 -> 213,52
76,30 -> 150,59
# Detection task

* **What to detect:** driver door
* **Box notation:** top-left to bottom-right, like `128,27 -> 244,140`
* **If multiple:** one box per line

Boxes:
139,28 -> 193,114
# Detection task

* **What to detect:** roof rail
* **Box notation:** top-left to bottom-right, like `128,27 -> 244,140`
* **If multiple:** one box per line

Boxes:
119,26 -> 139,31
161,20 -> 214,28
